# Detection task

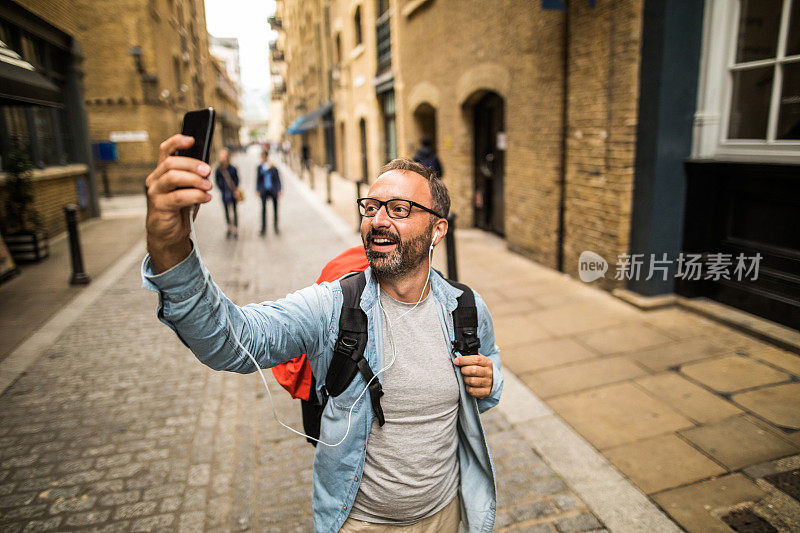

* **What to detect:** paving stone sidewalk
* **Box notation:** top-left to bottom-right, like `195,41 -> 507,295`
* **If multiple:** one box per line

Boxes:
0,210 -> 145,364
298,156 -> 800,532
0,148 -> 605,532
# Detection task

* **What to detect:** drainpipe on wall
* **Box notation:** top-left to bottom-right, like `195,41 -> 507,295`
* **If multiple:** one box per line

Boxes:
556,2 -> 569,272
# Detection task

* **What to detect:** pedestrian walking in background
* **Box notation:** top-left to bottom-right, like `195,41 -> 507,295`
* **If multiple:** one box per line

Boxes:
413,137 -> 443,178
143,134 -> 503,532
301,141 -> 311,180
257,149 -> 282,235
214,148 -> 241,239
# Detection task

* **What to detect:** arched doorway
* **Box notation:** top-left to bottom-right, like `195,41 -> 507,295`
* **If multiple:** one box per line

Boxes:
472,91 -> 505,235
413,103 -> 437,150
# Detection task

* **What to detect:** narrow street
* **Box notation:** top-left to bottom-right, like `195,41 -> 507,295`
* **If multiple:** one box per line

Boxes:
0,147 -> 609,532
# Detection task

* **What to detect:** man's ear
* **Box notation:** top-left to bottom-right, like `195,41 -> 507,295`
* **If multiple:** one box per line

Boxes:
433,218 -> 448,246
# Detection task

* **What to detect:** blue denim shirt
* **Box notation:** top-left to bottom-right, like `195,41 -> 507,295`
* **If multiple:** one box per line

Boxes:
141,249 -> 503,532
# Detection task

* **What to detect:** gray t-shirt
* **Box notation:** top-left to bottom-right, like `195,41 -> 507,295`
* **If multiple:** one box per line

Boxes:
349,290 -> 461,524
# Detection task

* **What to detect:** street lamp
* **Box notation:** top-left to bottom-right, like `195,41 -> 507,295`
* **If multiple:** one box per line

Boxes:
129,46 -> 145,74
129,45 -> 159,104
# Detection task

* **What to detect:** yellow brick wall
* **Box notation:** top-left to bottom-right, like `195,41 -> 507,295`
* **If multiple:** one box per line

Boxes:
10,0 -> 85,35
563,0 -> 643,288
30,174 -> 91,235
276,0 -> 645,292
397,0 -> 567,268
280,0 -> 385,183
0,169 -> 91,238
330,0 -> 384,182
17,0 -> 223,194
396,0 -> 644,289
3,2 -> 95,236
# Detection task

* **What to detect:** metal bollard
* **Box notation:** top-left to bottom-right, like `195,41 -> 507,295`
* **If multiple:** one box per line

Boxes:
326,165 -> 332,204
101,164 -> 111,198
64,205 -> 91,285
445,213 -> 458,282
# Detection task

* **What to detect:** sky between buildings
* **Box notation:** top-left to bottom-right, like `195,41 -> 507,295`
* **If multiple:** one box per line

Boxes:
204,0 -> 277,120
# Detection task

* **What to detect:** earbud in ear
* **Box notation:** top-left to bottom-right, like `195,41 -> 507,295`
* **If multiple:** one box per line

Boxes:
431,231 -> 439,249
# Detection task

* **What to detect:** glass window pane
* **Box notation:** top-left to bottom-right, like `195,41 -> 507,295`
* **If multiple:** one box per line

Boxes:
386,117 -> 397,161
382,91 -> 395,115
778,61 -> 800,138
788,0 -> 800,56
4,107 -> 31,153
20,34 -> 43,69
735,0 -> 782,63
58,109 -> 73,162
34,108 -> 58,166
728,66 -> 774,139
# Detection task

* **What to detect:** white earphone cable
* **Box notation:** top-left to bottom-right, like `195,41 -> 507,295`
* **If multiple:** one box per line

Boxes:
188,207 -> 435,447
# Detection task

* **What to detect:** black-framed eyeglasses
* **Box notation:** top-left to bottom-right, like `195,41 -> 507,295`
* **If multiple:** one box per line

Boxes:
357,197 -> 443,219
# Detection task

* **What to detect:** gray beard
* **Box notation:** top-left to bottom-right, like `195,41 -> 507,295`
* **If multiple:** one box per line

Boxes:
365,231 -> 430,280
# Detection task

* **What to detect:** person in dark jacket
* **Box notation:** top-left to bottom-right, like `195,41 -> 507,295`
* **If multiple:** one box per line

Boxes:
300,142 -> 311,181
214,148 -> 240,239
257,149 -> 282,235
412,137 -> 443,178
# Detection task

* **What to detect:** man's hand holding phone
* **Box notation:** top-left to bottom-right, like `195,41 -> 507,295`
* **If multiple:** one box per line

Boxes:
145,134 -> 213,273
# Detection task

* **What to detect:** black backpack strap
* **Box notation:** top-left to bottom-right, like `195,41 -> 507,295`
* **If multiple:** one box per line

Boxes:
325,272 -> 386,427
301,374 -> 325,446
447,280 -> 481,356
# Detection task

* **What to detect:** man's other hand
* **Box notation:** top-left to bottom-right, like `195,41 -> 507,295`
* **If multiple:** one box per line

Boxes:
453,354 -> 493,399
145,135 -> 213,273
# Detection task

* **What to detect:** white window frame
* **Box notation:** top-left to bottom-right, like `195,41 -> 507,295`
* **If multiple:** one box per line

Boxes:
693,0 -> 800,163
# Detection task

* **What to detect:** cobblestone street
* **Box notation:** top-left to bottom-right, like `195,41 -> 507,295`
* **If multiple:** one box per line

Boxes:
0,149 -> 608,532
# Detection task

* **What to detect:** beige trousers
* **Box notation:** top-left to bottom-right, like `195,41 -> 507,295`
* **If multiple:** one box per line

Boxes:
339,495 -> 461,533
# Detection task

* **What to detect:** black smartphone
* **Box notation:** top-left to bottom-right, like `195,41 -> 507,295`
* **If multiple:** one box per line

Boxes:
177,108 -> 215,163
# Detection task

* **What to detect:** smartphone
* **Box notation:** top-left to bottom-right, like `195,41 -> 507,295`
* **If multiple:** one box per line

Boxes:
177,108 -> 215,164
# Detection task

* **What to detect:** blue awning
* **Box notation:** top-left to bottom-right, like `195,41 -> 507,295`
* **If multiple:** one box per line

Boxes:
287,101 -> 333,134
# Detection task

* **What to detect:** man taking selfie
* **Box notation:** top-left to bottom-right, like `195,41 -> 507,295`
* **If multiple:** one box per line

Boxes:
142,134 -> 503,532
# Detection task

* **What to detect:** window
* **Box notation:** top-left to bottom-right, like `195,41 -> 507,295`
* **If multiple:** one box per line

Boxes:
20,34 -> 43,68
695,0 -> 800,161
34,108 -> 66,166
193,75 -> 204,107
359,117 -> 368,181
173,56 -> 182,94
727,0 -> 799,140
0,26 -> 71,170
339,121 -> 345,175
3,107 -> 31,156
380,90 -> 397,162
354,6 -> 363,46
376,0 -> 391,73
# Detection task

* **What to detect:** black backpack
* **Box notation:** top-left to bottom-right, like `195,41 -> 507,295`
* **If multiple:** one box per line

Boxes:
301,271 -> 481,446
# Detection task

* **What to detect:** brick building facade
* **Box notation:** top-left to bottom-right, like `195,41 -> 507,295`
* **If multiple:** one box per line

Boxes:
0,0 -> 98,241
21,0 -> 239,195
395,0 -> 644,288
274,1 -> 800,327
1,0 -> 241,245
278,0 -> 644,290
74,0 -> 223,194
276,0 -> 391,185
210,57 -> 242,150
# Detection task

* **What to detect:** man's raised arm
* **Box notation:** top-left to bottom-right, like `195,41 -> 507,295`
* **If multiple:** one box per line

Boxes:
141,135 -> 334,374
145,134 -> 213,272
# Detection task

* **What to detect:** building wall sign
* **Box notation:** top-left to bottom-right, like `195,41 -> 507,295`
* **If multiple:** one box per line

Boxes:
109,130 -> 149,142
